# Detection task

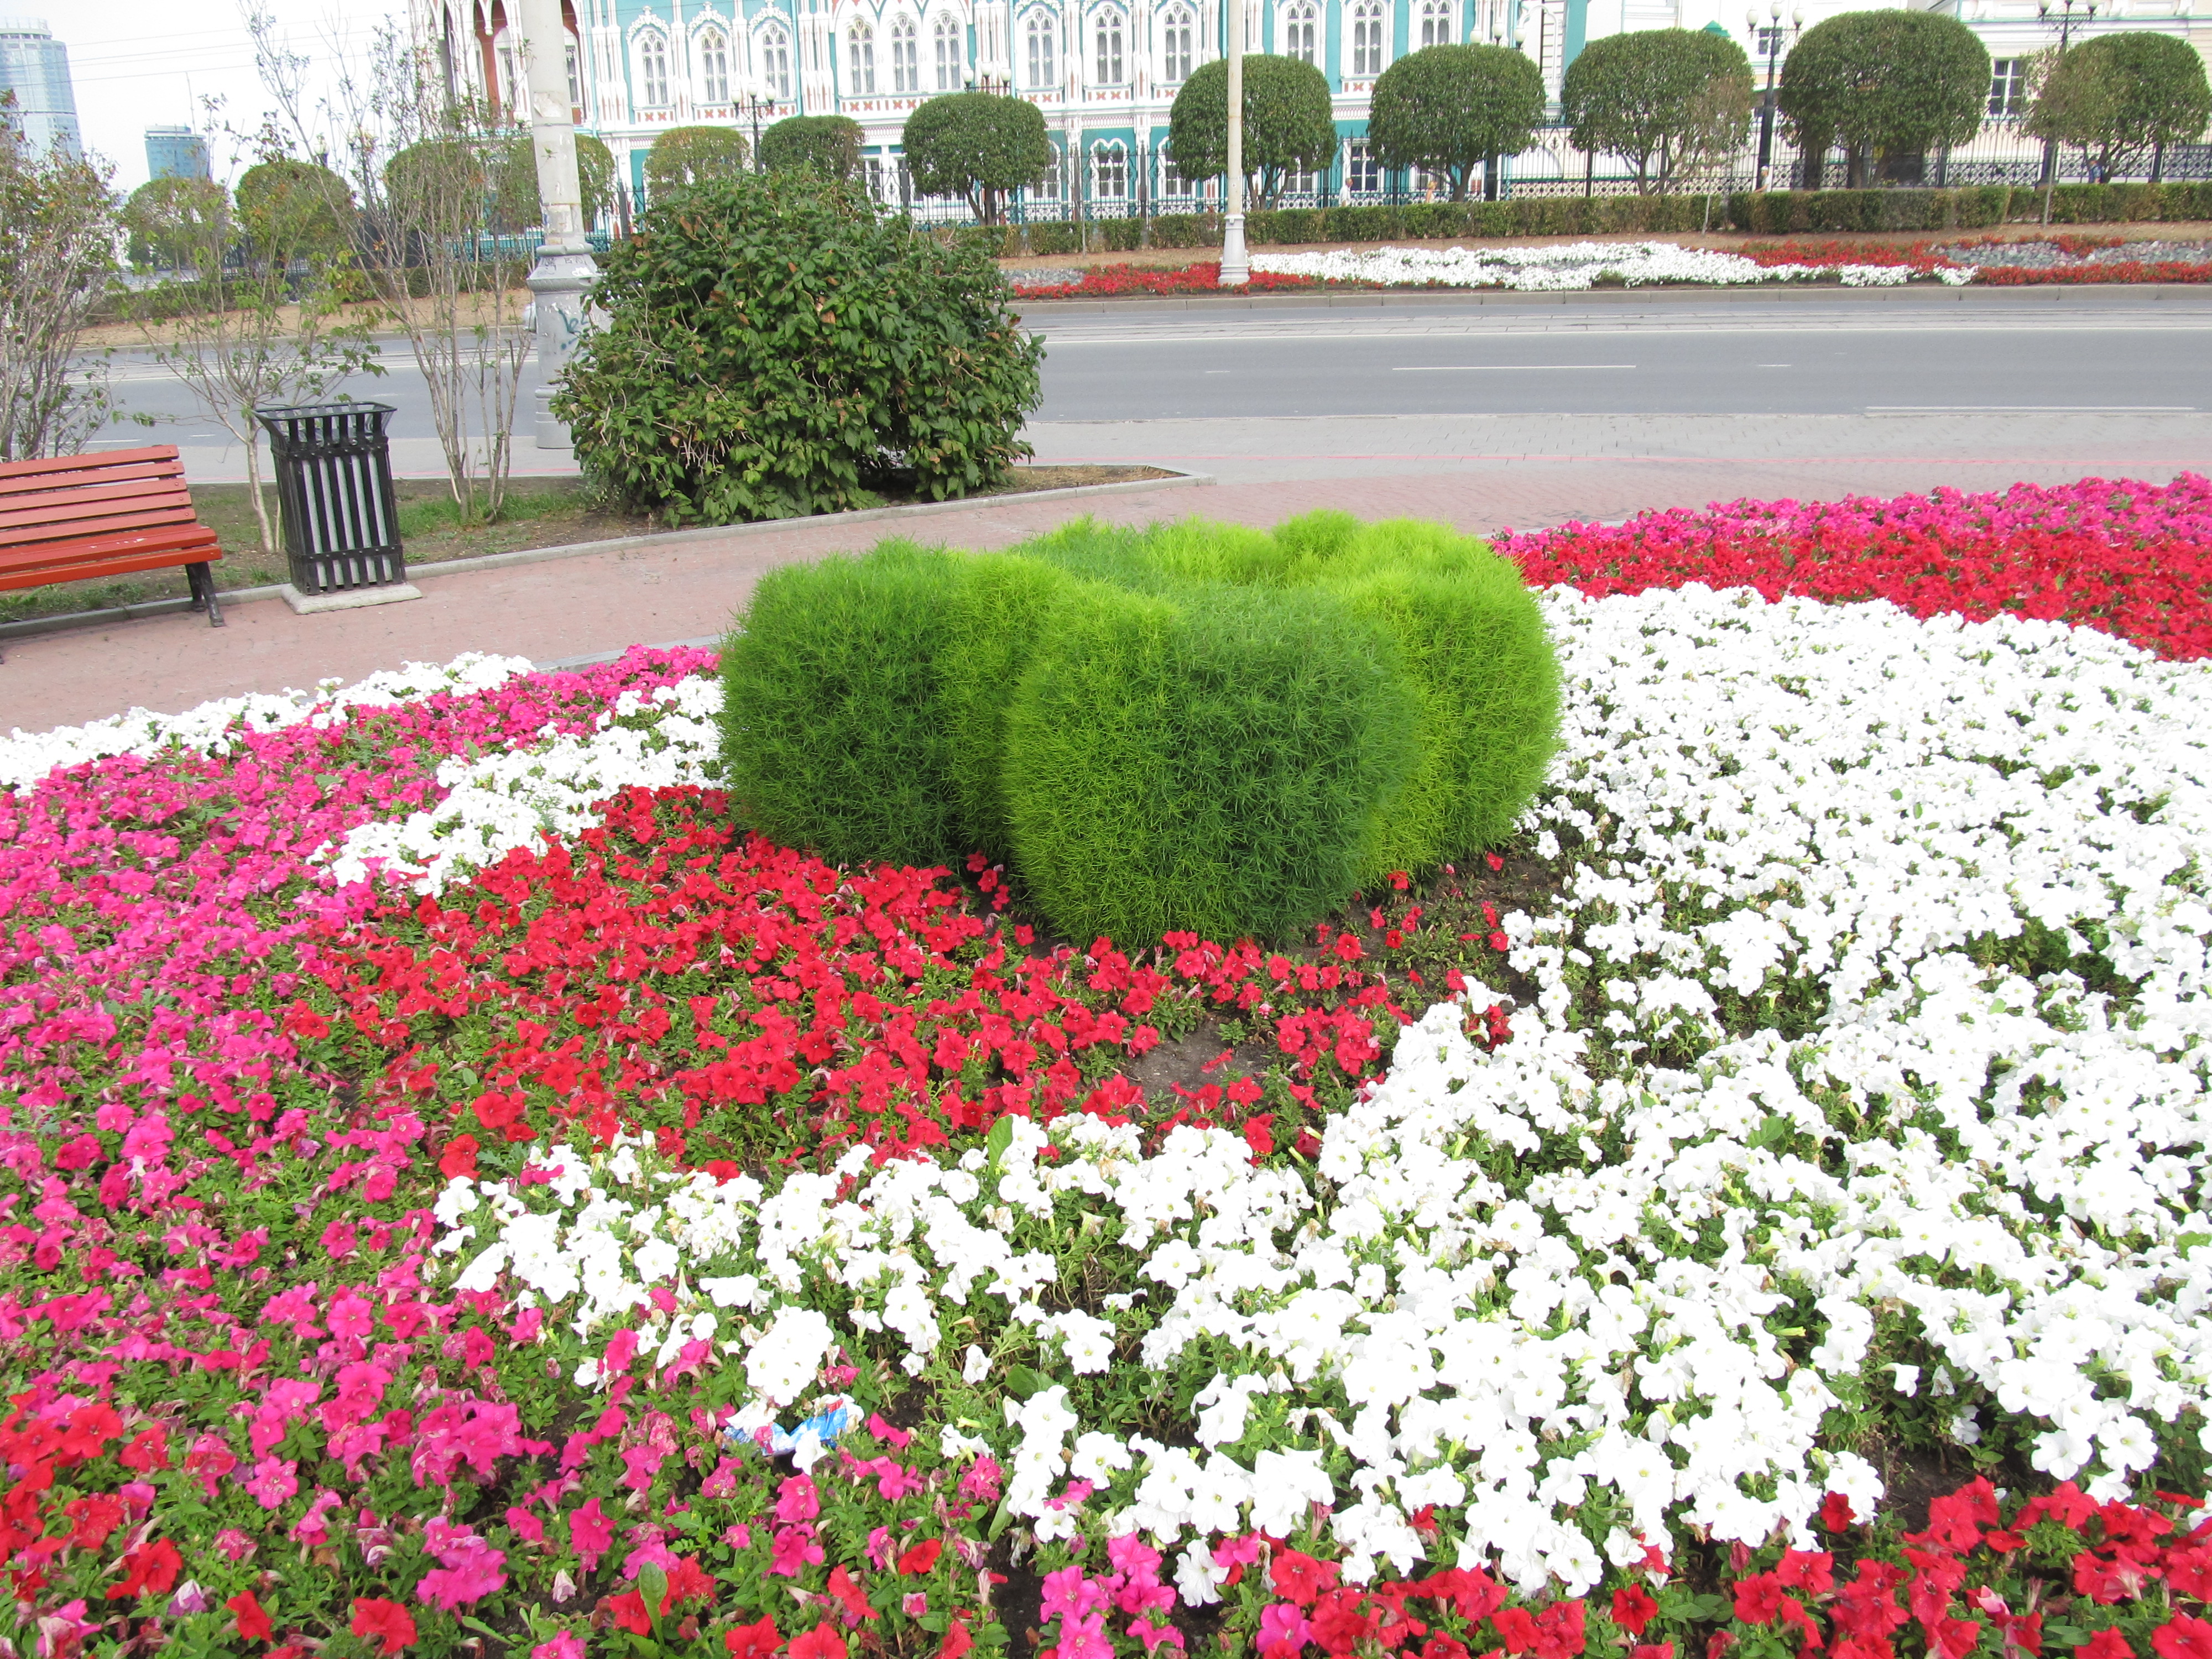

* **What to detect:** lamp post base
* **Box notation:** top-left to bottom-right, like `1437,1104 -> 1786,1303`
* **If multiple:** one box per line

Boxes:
1220,211 -> 1249,288
525,236 -> 600,451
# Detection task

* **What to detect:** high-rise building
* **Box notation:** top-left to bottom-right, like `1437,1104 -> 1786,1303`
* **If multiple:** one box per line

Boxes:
0,17 -> 80,157
145,125 -> 212,181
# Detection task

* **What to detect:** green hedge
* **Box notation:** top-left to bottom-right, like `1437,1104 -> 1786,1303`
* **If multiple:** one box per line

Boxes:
995,180 -> 2209,263
717,514 -> 1559,944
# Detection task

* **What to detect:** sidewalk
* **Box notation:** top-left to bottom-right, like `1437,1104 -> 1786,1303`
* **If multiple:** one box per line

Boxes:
6,433 -> 2204,734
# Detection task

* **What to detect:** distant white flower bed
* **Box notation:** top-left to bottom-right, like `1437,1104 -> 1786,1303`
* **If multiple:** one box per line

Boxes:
1250,241 -> 1976,289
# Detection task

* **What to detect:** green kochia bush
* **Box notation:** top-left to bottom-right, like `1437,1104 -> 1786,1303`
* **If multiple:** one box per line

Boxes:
717,513 -> 1560,943
1005,583 -> 1420,945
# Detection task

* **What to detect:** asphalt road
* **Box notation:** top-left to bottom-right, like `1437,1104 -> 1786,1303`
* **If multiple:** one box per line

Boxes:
92,286 -> 2212,465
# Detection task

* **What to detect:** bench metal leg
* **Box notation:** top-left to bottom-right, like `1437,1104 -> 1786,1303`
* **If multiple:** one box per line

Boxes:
186,562 -> 225,628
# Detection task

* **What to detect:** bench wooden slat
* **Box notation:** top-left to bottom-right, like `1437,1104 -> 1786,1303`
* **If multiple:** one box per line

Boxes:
0,475 -> 193,512
0,446 -> 187,482
0,543 -> 221,593
0,502 -> 201,543
0,521 -> 215,564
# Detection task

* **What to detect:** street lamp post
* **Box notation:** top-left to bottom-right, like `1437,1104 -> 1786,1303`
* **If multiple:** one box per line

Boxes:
2036,0 -> 2096,223
1221,0 -> 1249,285
515,0 -> 599,451
740,87 -> 774,168
1747,3 -> 1802,193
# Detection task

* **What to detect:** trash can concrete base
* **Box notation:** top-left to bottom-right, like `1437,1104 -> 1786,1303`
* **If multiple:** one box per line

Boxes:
279,582 -> 424,615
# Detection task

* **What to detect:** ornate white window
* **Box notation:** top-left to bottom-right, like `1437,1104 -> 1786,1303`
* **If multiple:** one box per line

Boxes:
890,16 -> 920,90
760,23 -> 792,96
1161,151 -> 1193,195
848,20 -> 877,92
1160,4 -> 1193,82
636,28 -> 671,105
1282,2 -> 1317,64
565,39 -> 583,108
1093,11 -> 1124,83
1025,8 -> 1057,86
934,14 -> 964,86
1418,0 -> 1451,46
1347,138 -> 1380,191
1093,140 -> 1127,197
1244,2 -> 1259,48
1350,0 -> 1383,74
697,27 -> 731,102
1036,144 -> 1064,196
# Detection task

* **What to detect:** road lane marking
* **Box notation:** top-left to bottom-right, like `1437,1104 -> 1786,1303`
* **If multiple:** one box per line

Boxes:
1392,363 -> 1635,372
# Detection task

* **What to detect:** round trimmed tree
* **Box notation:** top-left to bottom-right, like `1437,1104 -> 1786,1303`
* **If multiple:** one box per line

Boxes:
901,92 -> 1052,225
122,176 -> 229,271
493,132 -> 617,231
235,159 -> 353,266
1778,11 -> 1989,187
2027,33 -> 2212,183
1367,43 -> 1547,201
1561,28 -> 1755,195
760,114 -> 865,181
644,124 -> 752,195
1167,54 -> 1337,206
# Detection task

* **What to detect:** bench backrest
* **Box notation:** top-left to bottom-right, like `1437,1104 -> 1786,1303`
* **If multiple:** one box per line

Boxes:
0,446 -> 200,551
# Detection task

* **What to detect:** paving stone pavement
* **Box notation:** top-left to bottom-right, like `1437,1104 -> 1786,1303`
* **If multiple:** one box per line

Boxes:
6,411 -> 2205,734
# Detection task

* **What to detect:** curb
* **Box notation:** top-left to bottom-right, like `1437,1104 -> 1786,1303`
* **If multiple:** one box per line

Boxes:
0,467 -> 1213,649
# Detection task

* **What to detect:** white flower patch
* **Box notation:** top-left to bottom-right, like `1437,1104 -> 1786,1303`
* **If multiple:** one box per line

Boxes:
432,585 -> 2212,1595
316,676 -> 723,889
1249,242 -> 1976,290
0,652 -> 536,792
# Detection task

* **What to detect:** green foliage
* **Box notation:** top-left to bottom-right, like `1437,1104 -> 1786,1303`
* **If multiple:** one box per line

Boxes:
901,93 -> 1053,226
644,125 -> 753,195
234,158 -> 354,264
493,132 -> 617,231
715,515 -> 1559,945
1166,55 -> 1338,206
2027,34 -> 2212,182
1367,44 -> 1548,201
1779,11 -> 1989,187
1562,28 -> 1756,194
0,100 -> 120,462
551,170 -> 1041,525
759,114 -> 865,180
1005,583 -> 1420,946
383,138 -> 491,237
717,545 -> 969,868
121,175 -> 228,271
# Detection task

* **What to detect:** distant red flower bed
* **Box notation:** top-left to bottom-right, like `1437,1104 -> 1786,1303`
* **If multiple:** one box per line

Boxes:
1496,472 -> 2212,660
1011,262 -> 1322,298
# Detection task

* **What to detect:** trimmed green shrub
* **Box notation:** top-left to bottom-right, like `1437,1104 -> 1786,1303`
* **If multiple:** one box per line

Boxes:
553,170 -> 1041,524
1003,584 -> 1419,945
717,514 -> 1558,943
759,116 -> 863,180
717,544 -> 968,869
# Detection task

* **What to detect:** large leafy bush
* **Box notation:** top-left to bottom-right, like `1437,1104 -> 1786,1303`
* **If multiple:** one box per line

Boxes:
554,171 -> 1041,523
717,513 -> 1558,942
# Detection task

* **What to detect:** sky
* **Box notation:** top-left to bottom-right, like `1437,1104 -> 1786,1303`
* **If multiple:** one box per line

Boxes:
45,0 -> 409,193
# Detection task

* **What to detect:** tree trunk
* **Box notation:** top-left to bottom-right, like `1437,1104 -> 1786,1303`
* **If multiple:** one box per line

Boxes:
242,428 -> 279,560
2151,142 -> 2166,185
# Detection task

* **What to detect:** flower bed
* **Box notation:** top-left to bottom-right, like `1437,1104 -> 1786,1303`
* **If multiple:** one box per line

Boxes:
4,477 -> 2212,1659
1004,239 -> 2212,294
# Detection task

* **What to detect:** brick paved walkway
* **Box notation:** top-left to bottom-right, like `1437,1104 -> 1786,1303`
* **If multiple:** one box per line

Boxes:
6,420 -> 2204,733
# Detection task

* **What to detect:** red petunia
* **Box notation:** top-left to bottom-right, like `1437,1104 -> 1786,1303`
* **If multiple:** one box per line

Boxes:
789,1627 -> 848,1659
351,1598 -> 419,1656
108,1538 -> 182,1600
228,1590 -> 274,1643
2154,1616 -> 2212,1659
1613,1586 -> 1659,1637
723,1617 -> 780,1658
898,1540 -> 943,1577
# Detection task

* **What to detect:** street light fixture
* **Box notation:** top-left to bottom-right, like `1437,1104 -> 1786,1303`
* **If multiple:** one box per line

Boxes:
1222,0 -> 1249,285
966,71 -> 1013,94
739,81 -> 776,169
1747,1 -> 1802,193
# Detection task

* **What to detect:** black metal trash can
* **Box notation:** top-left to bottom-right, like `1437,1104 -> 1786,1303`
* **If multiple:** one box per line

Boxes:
254,403 -> 406,596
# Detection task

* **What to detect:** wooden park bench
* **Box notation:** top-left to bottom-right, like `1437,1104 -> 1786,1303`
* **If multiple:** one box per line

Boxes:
0,445 -> 226,652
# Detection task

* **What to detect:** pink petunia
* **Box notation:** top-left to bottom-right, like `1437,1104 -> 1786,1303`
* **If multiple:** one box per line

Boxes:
242,1457 -> 300,1510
